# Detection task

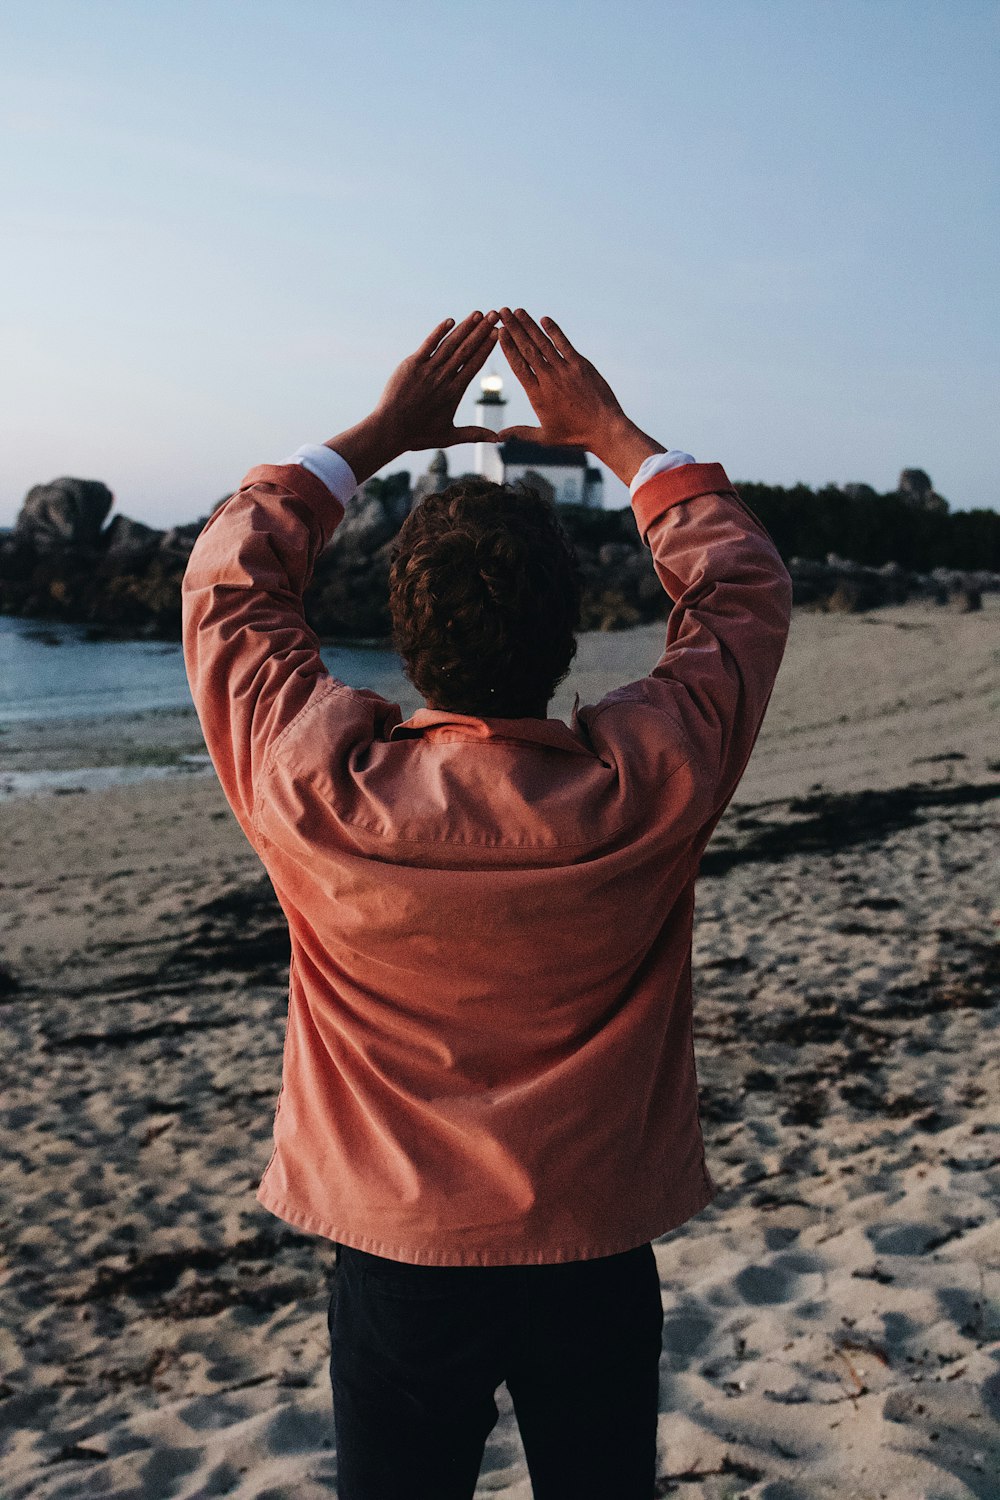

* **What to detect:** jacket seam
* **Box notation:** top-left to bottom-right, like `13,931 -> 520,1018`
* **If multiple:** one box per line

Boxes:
585,693 -> 693,754
257,752 -> 695,850
251,676 -> 344,834
388,734 -> 599,757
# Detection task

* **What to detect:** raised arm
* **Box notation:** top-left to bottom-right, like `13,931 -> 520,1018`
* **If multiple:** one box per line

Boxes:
630,463 -> 792,818
182,310 -> 502,837
497,309 -> 792,819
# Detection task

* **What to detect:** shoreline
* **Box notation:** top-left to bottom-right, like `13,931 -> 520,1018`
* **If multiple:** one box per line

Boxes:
2,600 -> 997,800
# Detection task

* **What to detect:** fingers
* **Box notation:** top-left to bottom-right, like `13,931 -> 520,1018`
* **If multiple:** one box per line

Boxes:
417,310 -> 485,364
439,310 -> 499,381
449,321 -> 499,388
451,425 -> 502,444
497,324 -> 539,388
499,307 -> 553,369
415,317 -> 456,359
539,316 -> 578,361
496,425 -> 544,442
514,308 -> 557,360
414,309 -> 575,371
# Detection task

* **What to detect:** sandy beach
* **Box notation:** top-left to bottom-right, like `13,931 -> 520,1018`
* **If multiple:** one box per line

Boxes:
1,599 -> 998,1498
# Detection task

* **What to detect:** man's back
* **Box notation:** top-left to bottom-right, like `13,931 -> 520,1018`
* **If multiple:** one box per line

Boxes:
183,457 -> 792,1264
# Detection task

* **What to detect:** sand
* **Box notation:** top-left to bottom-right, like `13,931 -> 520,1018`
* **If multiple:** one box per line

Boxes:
1,598 -> 998,1498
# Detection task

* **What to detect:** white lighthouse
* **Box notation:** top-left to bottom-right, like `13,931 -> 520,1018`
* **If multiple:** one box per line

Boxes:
416,363 -> 605,506
474,370 -> 506,482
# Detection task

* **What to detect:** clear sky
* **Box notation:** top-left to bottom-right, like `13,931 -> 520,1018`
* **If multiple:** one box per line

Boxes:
1,0 -> 997,527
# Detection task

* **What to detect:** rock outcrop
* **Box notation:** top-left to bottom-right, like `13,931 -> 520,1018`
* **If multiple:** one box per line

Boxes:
1,467 -> 997,641
15,478 -> 114,551
897,468 -> 949,514
102,514 -> 163,561
411,451 -> 451,508
786,554 -> 995,612
0,479 -> 205,638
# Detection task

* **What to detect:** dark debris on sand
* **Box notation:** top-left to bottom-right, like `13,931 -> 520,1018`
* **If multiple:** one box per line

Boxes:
53,1225 -> 332,1328
701,779 -> 1000,875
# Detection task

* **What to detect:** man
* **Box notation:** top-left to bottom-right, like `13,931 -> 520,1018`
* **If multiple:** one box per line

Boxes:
182,308 -> 792,1499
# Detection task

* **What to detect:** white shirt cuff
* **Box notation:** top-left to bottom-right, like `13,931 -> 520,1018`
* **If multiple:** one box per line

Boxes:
629,450 -> 696,498
281,444 -> 359,505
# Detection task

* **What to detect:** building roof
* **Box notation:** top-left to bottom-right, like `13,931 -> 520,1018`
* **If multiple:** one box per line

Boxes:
499,439 -> 588,468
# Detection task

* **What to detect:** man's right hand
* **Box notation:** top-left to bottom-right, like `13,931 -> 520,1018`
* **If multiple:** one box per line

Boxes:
496,308 -> 665,487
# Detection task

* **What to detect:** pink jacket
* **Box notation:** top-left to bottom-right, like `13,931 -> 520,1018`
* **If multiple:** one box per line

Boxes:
182,459 -> 792,1264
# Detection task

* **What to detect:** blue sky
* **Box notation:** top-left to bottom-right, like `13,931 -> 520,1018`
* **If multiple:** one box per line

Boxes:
1,0 -> 997,527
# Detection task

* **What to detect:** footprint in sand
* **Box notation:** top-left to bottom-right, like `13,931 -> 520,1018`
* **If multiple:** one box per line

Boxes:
866,1220 -> 940,1256
260,1400 -> 332,1454
660,1305 -> 717,1371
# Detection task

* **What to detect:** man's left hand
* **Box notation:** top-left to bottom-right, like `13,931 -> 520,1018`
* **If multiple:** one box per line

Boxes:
376,310 -> 502,452
325,311 -> 502,484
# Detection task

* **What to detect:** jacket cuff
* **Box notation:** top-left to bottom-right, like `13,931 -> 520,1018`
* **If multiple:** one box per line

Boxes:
236,462 -> 347,542
628,450 -> 696,497
285,444 -> 359,504
631,462 -> 737,544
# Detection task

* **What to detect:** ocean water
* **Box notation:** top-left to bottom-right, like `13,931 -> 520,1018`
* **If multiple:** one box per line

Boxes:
0,615 -> 404,724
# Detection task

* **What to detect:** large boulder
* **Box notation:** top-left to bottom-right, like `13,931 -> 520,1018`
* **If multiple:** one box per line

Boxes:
15,477 -> 114,550
158,523 -> 203,560
898,468 -> 933,502
898,468 -> 949,514
329,486 -> 408,555
102,513 -> 163,560
411,451 -> 451,507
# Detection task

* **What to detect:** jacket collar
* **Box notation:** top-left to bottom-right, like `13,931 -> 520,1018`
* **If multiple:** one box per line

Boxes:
389,695 -> 593,756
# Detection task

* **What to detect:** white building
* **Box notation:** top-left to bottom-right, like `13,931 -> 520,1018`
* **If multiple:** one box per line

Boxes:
473,371 -> 604,508
474,373 -> 507,484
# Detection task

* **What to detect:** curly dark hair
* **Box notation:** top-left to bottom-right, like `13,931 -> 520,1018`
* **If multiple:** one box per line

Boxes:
388,477 -> 582,718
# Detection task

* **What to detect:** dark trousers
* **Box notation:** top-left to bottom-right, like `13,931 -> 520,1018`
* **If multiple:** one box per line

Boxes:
327,1241 -> 664,1500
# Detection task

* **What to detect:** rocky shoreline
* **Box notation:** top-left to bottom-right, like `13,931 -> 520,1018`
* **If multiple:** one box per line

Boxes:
2,465 -> 998,640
